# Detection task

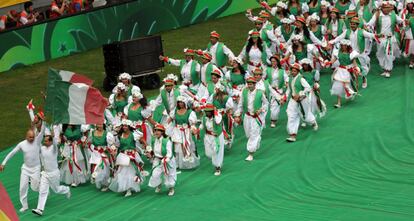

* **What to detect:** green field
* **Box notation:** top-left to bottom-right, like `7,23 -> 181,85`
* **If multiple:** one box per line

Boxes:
1,11 -> 414,221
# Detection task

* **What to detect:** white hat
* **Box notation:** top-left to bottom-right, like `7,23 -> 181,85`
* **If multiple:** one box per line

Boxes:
119,72 -> 131,80
231,89 -> 241,97
215,83 -> 226,92
176,95 -> 186,103
233,57 -> 243,65
382,0 -> 396,6
281,18 -> 293,24
166,73 -> 178,82
132,91 -> 143,99
121,119 -> 132,126
116,82 -> 126,91
309,13 -> 320,22
340,39 -> 351,46
320,0 -> 331,8
81,124 -> 91,133
299,58 -> 312,65
277,1 -> 288,9
292,34 -> 304,41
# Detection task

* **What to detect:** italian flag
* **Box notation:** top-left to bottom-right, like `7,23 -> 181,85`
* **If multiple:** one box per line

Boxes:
46,68 -> 108,124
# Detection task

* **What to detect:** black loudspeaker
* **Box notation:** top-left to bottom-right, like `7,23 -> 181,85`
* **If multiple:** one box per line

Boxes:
102,35 -> 164,91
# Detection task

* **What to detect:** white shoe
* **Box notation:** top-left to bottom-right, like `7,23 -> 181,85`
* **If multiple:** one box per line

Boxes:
312,122 -> 319,131
101,187 -> 109,192
334,104 -> 341,109
214,169 -> 221,176
380,72 -> 387,76
362,78 -> 367,88
286,137 -> 296,142
270,122 -> 276,128
66,190 -> 71,199
141,170 -> 149,177
409,64 -> 414,69
384,72 -> 391,78
155,186 -> 161,193
300,122 -> 307,128
32,209 -> 43,216
20,207 -> 28,213
168,188 -> 175,196
71,183 -> 78,187
124,190 -> 132,197
245,155 -> 253,161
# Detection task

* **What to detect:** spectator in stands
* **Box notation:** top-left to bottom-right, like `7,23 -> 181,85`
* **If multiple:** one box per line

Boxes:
0,10 -> 20,31
50,0 -> 68,19
20,1 -> 40,25
71,0 -> 89,13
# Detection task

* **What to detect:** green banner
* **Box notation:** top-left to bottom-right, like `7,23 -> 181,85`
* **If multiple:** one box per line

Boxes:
0,0 -> 276,73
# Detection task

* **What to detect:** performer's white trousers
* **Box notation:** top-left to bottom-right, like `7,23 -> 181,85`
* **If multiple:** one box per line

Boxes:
37,170 -> 70,210
270,98 -> 281,121
243,114 -> 264,153
376,38 -> 399,71
204,133 -> 224,167
286,98 -> 316,135
20,164 -> 40,208
148,158 -> 177,189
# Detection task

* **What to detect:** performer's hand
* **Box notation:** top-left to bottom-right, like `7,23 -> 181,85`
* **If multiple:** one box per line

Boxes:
246,9 -> 252,14
293,95 -> 300,101
0,165 -> 4,172
159,55 -> 164,61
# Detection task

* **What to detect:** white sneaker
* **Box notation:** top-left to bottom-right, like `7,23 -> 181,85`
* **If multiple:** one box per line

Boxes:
286,137 -> 296,142
409,64 -> 414,69
168,188 -> 175,196
245,155 -> 253,161
312,122 -> 319,131
101,187 -> 109,192
270,122 -> 276,128
32,209 -> 43,216
214,169 -> 221,176
300,122 -> 307,128
71,183 -> 78,187
66,190 -> 71,199
20,207 -> 28,213
124,190 -> 132,197
384,72 -> 391,78
362,78 -> 367,88
380,72 -> 387,76
334,104 -> 341,109
155,186 -> 161,193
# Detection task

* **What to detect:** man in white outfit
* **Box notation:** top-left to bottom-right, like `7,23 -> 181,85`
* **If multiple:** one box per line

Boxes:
234,76 -> 269,162
284,63 -> 318,142
32,131 -> 71,216
0,127 -> 45,212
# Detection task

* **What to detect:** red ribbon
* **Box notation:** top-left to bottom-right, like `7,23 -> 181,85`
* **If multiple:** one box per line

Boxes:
71,142 -> 82,174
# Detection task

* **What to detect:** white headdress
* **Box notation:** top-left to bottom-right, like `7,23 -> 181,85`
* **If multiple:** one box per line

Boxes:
116,82 -> 126,91
119,72 -> 131,80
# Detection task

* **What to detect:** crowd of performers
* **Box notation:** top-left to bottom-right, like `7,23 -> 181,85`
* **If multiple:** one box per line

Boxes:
1,0 -> 414,217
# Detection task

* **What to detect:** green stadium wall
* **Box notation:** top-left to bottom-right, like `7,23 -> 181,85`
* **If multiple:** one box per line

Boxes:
0,0 -> 277,73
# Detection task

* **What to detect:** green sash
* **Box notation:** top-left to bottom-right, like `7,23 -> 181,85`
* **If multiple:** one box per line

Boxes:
345,29 -> 366,52
242,88 -> 263,113
207,42 -> 227,67
179,60 -> 200,85
377,12 -> 396,34
161,88 -> 180,113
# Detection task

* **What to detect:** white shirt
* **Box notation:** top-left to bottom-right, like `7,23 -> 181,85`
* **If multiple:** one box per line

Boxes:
200,62 -> 220,84
368,12 -> 403,37
206,42 -> 235,67
200,114 -> 223,132
153,138 -> 173,159
2,126 -> 44,168
286,74 -> 312,97
153,88 -> 178,113
235,88 -> 269,116
168,59 -> 200,82
40,144 -> 59,173
330,29 -> 376,53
